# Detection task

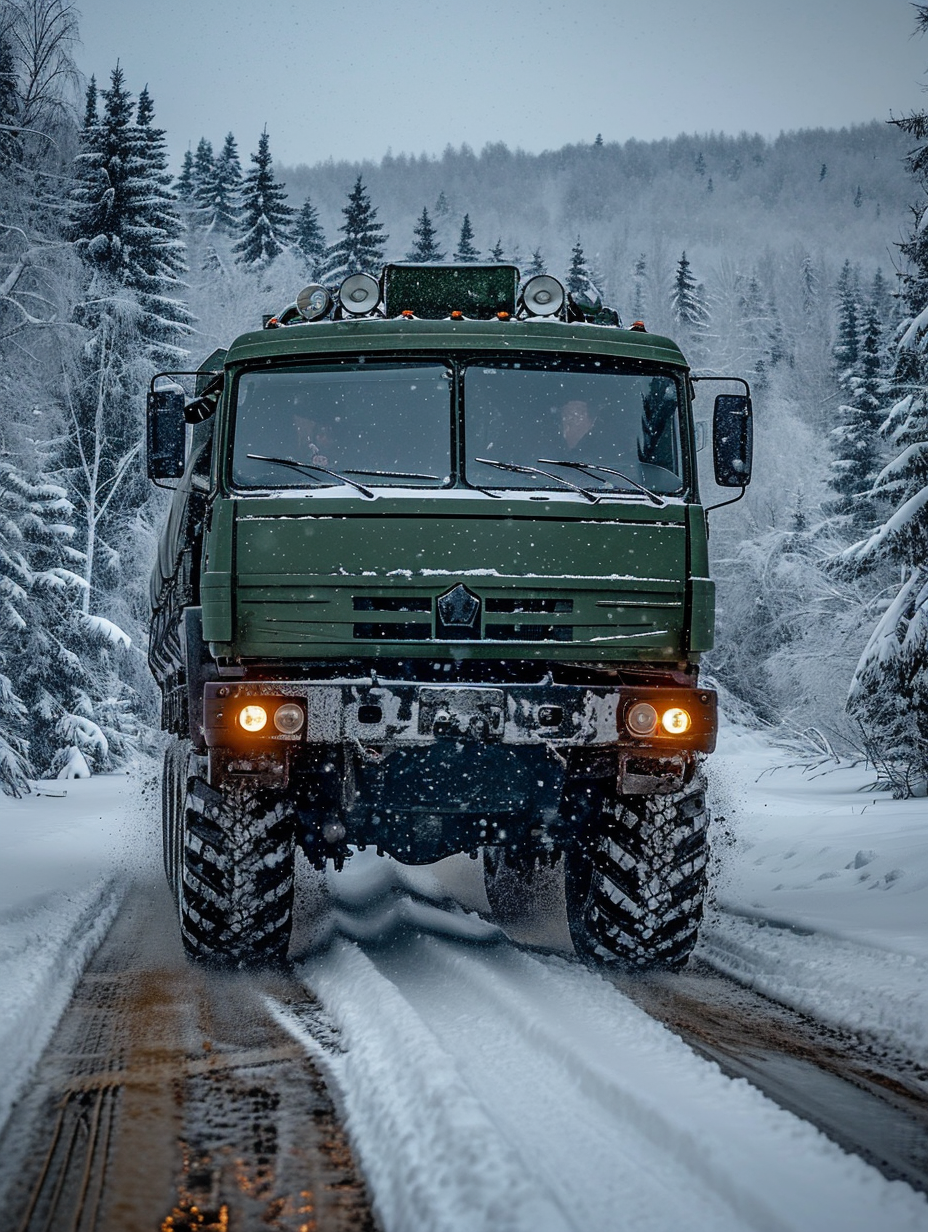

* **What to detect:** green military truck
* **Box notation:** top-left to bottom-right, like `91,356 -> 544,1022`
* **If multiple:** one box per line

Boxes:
147,263 -> 752,968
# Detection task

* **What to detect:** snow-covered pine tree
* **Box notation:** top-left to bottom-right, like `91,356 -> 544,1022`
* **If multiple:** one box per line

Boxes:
827,301 -> 887,528
175,149 -> 196,204
191,137 -> 214,215
489,237 -> 505,261
295,193 -> 327,276
844,6 -> 928,790
670,251 -> 709,331
406,206 -> 444,261
453,213 -> 479,262
0,24 -> 20,166
525,247 -> 547,276
833,259 -> 861,391
234,128 -> 295,266
566,236 -> 593,296
631,253 -> 648,320
197,132 -> 242,235
131,85 -> 190,365
322,175 -> 387,281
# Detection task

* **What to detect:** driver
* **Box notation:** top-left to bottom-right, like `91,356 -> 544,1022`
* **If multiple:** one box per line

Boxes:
558,398 -> 599,455
292,409 -> 339,468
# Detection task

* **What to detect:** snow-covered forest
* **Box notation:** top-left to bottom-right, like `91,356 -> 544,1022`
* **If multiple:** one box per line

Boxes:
3,0 -> 928,796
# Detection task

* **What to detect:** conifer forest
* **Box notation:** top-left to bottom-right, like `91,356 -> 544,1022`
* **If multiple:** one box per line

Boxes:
3,0 -> 928,798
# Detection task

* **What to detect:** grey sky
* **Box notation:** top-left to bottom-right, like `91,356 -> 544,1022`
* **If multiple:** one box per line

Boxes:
75,0 -> 928,169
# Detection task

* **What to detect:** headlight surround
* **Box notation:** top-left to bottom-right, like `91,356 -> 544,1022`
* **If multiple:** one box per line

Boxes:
626,702 -> 658,736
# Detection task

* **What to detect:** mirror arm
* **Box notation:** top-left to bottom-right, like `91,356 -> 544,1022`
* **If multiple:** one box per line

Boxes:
705,485 -> 747,514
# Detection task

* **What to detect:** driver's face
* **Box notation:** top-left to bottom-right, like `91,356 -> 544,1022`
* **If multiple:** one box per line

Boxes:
560,399 -> 595,448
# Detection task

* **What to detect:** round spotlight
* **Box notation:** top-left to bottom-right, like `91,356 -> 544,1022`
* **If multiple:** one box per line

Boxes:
661,707 -> 692,735
626,702 -> 658,736
238,704 -> 268,733
296,284 -> 332,320
338,273 -> 380,315
274,702 -> 305,734
521,275 -> 565,317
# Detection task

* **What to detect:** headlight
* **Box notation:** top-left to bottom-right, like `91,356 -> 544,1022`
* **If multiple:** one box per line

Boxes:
274,703 -> 305,734
661,707 -> 691,735
238,704 -> 268,732
626,702 -> 658,736
296,283 -> 332,320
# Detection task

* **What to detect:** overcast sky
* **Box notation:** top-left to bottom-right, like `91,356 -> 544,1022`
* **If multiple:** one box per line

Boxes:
74,0 -> 928,170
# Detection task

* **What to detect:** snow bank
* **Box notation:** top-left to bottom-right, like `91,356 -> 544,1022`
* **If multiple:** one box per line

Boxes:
0,769 -> 158,1132
701,721 -> 928,1060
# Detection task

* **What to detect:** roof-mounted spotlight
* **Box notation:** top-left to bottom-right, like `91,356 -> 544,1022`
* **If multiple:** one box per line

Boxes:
338,273 -> 380,316
520,275 -> 565,318
296,284 -> 333,321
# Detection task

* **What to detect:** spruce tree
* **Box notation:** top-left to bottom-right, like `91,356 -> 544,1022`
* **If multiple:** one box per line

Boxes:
323,175 -> 387,280
670,251 -> 710,333
828,302 -> 886,527
453,213 -> 479,262
566,237 -> 593,296
233,128 -> 295,266
526,247 -> 547,276
175,148 -> 196,204
632,253 -> 648,320
846,3 -> 928,788
192,137 -> 214,198
407,206 -> 444,261
131,87 -> 190,359
0,28 -> 20,167
296,194 -> 327,275
197,132 -> 242,234
489,237 -> 505,261
833,260 -> 861,389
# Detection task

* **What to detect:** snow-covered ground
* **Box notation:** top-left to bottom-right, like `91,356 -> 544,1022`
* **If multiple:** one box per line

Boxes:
0,769 -> 157,1131
1,732 -> 927,1230
701,722 -> 928,1064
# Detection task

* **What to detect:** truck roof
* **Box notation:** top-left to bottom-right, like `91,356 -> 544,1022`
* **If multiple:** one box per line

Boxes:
223,316 -> 688,369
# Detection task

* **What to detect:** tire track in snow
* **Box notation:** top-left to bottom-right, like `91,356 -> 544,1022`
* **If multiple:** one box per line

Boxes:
278,869 -> 928,1232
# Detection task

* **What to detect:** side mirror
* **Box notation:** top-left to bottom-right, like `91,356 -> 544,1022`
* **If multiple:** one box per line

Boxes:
712,394 -> 753,487
147,388 -> 186,480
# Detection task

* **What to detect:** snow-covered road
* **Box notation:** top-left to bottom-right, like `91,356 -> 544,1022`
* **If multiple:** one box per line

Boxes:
274,851 -> 928,1232
2,726 -> 928,1230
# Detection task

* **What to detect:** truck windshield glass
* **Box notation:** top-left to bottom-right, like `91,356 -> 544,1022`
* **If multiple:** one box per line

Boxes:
464,363 -> 684,495
232,364 -> 452,489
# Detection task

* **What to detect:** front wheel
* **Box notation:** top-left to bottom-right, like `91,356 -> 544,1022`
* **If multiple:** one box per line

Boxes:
565,776 -> 708,969
178,775 -> 296,967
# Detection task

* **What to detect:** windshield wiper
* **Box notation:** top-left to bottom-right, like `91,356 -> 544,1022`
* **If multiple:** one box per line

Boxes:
344,468 -> 441,481
537,458 -> 665,507
246,453 -> 375,499
474,457 -> 598,503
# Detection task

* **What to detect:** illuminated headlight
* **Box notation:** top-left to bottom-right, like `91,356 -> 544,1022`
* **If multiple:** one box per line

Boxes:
274,703 -> 305,734
521,275 -> 565,317
238,704 -> 268,732
626,702 -> 658,736
296,283 -> 333,320
661,707 -> 692,735
338,273 -> 380,315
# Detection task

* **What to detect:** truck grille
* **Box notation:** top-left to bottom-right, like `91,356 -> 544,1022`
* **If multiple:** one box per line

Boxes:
484,624 -> 573,642
353,622 -> 431,640
485,598 -> 573,614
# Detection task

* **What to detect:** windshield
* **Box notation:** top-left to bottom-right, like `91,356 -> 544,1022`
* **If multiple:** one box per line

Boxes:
232,363 -> 452,488
464,362 -> 684,495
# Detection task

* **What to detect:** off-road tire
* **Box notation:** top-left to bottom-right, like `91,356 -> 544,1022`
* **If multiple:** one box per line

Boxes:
179,775 -> 296,967
565,776 -> 708,968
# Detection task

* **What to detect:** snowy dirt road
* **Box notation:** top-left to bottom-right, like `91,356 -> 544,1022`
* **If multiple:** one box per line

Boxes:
3,727 -> 928,1231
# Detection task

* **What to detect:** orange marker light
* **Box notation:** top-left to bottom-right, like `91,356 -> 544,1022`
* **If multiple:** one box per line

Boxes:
401,309 -> 414,318
238,704 -> 268,732
630,320 -> 647,332
497,311 -> 511,320
450,310 -> 464,319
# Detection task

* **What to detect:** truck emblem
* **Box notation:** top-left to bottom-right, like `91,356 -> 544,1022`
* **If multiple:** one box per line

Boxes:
437,584 -> 481,628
